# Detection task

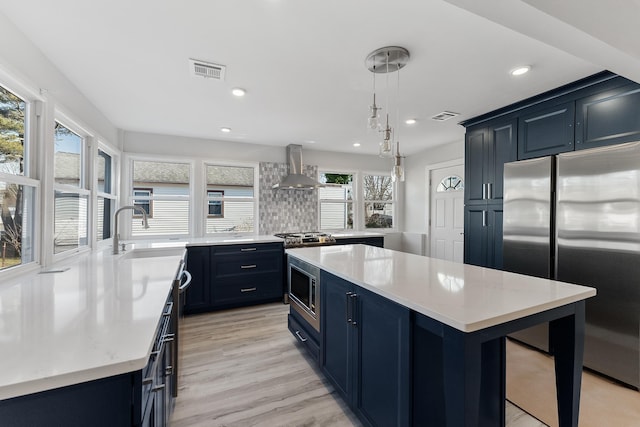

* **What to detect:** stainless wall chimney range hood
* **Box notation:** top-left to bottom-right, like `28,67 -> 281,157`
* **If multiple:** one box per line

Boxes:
272,144 -> 325,190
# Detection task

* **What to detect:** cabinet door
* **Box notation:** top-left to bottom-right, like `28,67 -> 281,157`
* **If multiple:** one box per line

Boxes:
576,83 -> 640,150
518,102 -> 575,159
183,246 -> 211,314
464,206 -> 487,266
487,119 -> 517,203
464,127 -> 488,205
487,204 -> 504,270
321,272 -> 353,399
354,287 -> 410,427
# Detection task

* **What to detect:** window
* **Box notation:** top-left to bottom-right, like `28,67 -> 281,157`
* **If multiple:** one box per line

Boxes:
133,188 -> 153,217
207,190 -> 224,217
205,164 -> 256,233
319,172 -> 353,230
364,174 -> 394,229
53,121 -> 89,254
0,84 -> 37,271
131,160 -> 190,236
437,175 -> 464,192
96,148 -> 116,241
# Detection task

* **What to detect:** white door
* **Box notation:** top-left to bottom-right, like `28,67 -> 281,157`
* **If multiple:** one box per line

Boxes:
430,164 -> 464,262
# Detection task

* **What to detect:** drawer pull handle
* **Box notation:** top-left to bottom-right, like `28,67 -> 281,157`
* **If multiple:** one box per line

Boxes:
152,384 -> 165,392
241,264 -> 257,269
241,287 -> 257,293
240,247 -> 257,252
294,330 -> 307,343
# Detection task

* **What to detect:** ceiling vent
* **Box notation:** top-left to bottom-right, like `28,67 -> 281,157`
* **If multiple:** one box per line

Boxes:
189,59 -> 226,80
431,111 -> 460,122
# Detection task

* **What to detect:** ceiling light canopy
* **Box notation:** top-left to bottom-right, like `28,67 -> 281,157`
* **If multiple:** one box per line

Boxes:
405,118 -> 417,125
231,88 -> 246,97
510,65 -> 531,76
220,127 -> 232,133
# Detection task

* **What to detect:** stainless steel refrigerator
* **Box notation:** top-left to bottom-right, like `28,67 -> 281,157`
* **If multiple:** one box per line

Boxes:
503,141 -> 640,389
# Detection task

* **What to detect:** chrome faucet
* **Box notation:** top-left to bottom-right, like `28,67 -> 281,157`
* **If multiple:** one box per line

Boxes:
113,205 -> 149,254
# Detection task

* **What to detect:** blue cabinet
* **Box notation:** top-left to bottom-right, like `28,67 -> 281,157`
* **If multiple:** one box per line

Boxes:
183,246 -> 210,313
464,118 -> 517,206
518,101 -> 575,159
464,204 -> 503,269
575,83 -> 640,150
184,242 -> 284,313
321,271 -> 410,427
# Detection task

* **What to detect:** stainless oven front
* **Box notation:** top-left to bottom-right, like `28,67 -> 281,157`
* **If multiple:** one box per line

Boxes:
288,256 -> 320,332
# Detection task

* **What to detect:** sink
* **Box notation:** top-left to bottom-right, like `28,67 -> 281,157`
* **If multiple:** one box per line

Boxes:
119,247 -> 186,260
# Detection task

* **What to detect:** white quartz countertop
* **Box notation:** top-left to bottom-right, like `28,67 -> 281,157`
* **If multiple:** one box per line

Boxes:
120,235 -> 283,249
286,245 -> 596,333
0,247 -> 186,400
331,232 -> 384,239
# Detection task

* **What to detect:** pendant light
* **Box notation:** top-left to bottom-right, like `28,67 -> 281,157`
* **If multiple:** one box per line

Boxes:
367,65 -> 381,131
392,60 -> 405,182
365,46 -> 409,167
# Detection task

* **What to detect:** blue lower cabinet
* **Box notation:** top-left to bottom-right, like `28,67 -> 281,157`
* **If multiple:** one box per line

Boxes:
321,271 -> 411,427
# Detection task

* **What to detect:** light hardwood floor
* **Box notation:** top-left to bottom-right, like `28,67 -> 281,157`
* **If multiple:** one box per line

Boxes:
171,302 -> 546,427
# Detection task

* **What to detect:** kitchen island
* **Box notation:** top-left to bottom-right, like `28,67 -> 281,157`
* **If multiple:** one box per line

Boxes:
0,245 -> 187,426
286,244 -> 596,427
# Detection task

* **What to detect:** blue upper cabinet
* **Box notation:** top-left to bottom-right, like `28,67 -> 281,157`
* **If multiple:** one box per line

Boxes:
464,118 -> 517,206
575,83 -> 640,150
518,101 -> 575,159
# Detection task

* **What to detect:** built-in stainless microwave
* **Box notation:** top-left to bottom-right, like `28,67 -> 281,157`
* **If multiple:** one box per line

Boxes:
288,256 -> 320,332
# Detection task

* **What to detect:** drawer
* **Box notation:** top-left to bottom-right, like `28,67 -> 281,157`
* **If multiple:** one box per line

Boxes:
212,250 -> 282,278
288,312 -> 319,363
212,276 -> 282,305
213,242 -> 283,255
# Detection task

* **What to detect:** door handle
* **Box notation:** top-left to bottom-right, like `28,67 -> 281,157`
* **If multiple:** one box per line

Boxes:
482,210 -> 487,227
345,291 -> 353,324
487,182 -> 493,200
350,293 -> 358,327
482,183 -> 487,200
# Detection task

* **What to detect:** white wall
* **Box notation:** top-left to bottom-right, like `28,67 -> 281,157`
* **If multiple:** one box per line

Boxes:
403,139 -> 464,232
123,131 -> 392,171
0,12 -> 119,147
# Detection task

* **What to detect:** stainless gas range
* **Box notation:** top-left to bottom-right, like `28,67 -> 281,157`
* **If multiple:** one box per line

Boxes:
274,231 -> 336,248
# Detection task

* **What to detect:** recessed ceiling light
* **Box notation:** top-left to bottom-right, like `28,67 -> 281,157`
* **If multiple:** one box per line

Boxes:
405,118 -> 417,125
231,88 -> 246,97
220,127 -> 232,133
353,142 -> 361,147
510,66 -> 531,76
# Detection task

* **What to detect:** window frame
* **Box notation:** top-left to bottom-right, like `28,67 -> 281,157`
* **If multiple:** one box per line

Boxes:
52,116 -> 91,258
95,144 -> 118,244
362,171 -> 396,231
203,161 -> 258,236
318,170 -> 356,231
0,80 -> 41,275
124,154 -> 194,239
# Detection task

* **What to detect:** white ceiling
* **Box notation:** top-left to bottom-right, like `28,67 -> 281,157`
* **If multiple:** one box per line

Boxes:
0,0 -> 636,156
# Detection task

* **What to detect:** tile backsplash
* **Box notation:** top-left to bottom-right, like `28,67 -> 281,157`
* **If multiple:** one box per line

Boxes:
259,162 -> 319,234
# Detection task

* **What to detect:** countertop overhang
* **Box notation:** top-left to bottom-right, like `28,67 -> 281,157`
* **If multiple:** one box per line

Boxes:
0,247 -> 186,400
286,245 -> 596,333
